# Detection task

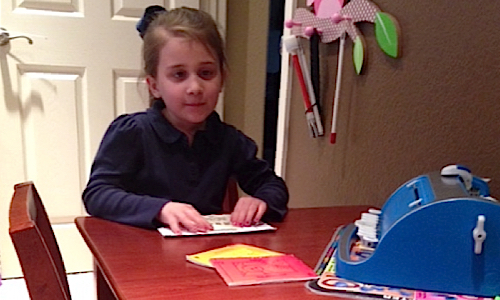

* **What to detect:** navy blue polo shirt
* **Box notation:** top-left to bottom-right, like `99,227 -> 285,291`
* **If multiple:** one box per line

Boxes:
83,100 -> 288,228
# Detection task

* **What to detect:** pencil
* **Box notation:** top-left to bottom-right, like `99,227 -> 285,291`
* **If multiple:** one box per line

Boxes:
331,33 -> 346,144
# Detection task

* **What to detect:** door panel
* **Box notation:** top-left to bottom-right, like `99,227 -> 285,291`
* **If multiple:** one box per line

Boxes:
19,67 -> 85,219
114,69 -> 149,115
16,0 -> 81,13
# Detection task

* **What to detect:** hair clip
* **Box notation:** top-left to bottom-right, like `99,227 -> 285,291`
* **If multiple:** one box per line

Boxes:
136,5 -> 167,38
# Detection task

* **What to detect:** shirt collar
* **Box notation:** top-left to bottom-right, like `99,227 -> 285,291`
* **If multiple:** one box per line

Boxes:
147,99 -> 223,145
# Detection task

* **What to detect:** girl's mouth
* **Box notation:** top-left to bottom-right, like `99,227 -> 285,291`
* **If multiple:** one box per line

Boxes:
186,103 -> 205,107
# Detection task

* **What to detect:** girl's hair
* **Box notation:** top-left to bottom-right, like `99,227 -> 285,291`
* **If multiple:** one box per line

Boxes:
141,7 -> 227,106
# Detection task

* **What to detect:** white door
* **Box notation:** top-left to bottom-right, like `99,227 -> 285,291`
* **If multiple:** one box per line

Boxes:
0,0 -> 226,278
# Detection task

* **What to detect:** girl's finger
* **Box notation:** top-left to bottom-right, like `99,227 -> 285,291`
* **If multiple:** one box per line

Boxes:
253,202 -> 267,224
167,216 -> 182,235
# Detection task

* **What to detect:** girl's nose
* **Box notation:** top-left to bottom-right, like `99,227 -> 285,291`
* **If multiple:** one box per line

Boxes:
186,76 -> 203,95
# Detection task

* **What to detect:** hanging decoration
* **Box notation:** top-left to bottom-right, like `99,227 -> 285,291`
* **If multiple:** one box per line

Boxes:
284,0 -> 401,143
287,0 -> 400,74
283,35 -> 324,138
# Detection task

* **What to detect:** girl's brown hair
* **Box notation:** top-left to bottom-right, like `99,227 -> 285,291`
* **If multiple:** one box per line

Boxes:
142,7 -> 227,106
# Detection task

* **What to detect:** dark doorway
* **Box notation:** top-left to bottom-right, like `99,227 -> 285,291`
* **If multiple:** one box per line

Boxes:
263,0 -> 285,168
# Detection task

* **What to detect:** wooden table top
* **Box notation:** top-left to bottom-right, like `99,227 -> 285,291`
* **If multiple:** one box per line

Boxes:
75,206 -> 370,300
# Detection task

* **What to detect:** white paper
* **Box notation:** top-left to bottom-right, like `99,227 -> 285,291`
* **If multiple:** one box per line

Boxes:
158,214 -> 276,237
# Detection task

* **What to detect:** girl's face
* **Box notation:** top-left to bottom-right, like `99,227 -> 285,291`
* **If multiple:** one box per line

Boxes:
147,35 -> 223,136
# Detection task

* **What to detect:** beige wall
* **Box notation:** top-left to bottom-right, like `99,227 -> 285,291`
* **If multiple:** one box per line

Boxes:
224,0 -> 500,210
224,0 -> 269,155
283,1 -> 500,208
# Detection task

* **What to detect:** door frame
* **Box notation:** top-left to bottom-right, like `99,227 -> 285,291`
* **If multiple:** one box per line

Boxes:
274,0 -> 296,178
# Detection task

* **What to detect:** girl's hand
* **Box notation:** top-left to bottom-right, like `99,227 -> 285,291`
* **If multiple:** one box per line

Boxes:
157,202 -> 212,235
230,196 -> 267,227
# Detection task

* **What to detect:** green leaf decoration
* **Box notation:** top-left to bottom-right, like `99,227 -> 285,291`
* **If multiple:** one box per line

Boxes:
353,36 -> 364,75
375,12 -> 399,58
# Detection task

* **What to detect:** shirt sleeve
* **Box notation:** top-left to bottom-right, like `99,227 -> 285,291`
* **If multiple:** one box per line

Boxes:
231,131 -> 289,222
82,115 -> 169,228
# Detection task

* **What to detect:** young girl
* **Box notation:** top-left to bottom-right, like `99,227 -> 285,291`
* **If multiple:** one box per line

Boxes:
82,6 -> 288,234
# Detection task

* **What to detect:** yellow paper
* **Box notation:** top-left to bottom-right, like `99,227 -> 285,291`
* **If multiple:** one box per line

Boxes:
186,244 -> 283,268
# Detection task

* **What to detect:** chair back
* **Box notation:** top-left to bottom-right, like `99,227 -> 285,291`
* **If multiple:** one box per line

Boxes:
9,182 -> 71,300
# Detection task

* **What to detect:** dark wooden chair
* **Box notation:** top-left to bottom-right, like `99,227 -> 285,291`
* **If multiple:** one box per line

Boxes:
222,177 -> 239,213
9,182 -> 71,300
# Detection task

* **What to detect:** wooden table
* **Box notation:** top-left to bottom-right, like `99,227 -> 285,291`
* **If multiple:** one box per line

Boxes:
75,206 -> 370,300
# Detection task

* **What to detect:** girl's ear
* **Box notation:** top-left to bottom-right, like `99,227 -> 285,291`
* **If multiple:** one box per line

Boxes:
146,75 -> 161,98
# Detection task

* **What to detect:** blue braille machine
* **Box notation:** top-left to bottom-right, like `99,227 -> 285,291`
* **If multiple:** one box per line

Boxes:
335,166 -> 500,297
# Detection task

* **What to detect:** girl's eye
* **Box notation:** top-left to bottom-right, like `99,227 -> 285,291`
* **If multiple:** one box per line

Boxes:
172,71 -> 187,80
199,69 -> 216,80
